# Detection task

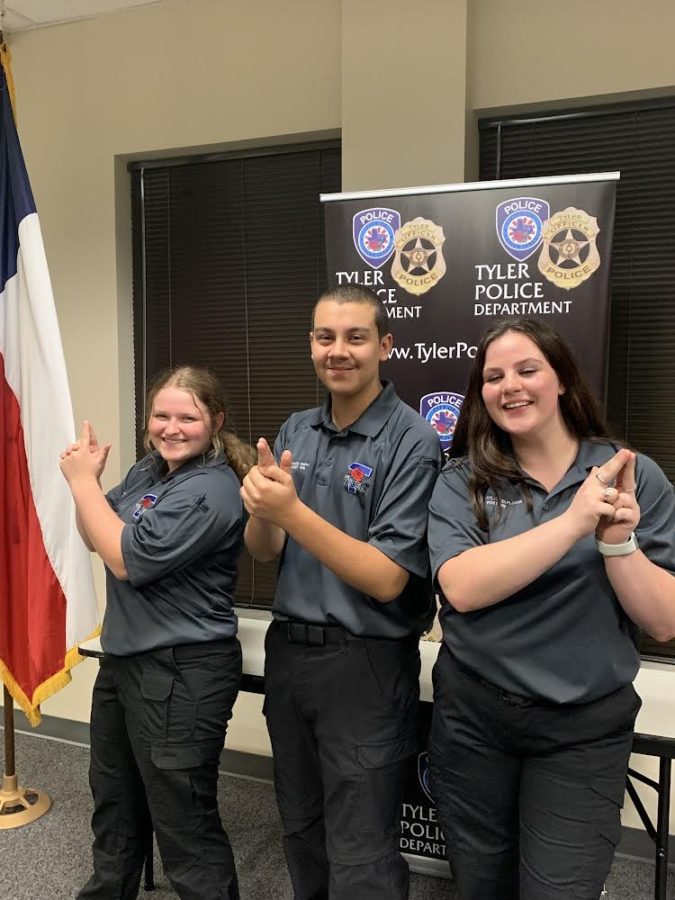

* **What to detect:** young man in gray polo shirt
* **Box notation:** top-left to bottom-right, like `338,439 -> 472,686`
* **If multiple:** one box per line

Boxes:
242,285 -> 441,900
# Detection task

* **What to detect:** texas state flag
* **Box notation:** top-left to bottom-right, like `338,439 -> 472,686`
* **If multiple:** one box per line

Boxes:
0,54 -> 99,724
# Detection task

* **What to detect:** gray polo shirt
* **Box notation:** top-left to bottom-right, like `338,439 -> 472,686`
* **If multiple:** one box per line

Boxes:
272,381 -> 442,638
428,440 -> 675,703
102,451 -> 244,655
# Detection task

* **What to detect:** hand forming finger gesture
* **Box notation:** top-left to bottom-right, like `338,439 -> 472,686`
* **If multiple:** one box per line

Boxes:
565,448 -> 636,540
60,421 -> 111,485
595,451 -> 640,544
240,438 -> 296,524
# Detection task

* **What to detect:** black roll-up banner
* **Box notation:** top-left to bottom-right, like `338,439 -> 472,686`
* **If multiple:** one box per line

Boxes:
323,175 -> 617,873
322,175 -> 617,457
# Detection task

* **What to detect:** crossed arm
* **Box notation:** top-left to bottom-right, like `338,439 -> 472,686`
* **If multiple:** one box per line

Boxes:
242,438 -> 410,603
435,450 -> 675,642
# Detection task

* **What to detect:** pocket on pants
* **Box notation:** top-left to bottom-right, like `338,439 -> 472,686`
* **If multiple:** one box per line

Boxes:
362,641 -> 420,718
355,732 -> 418,843
357,732 -> 419,769
140,671 -> 174,741
151,742 -> 208,771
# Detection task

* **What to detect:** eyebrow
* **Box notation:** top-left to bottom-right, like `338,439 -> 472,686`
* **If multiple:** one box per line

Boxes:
483,356 -> 542,374
313,326 -> 371,335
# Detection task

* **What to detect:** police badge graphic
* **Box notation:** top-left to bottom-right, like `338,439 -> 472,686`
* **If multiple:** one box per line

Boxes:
496,197 -> 550,262
420,392 -> 464,450
353,208 -> 401,269
537,207 -> 601,290
391,217 -> 446,296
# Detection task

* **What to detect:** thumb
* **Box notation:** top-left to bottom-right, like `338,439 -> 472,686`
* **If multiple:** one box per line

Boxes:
99,444 -> 112,467
280,449 -> 293,474
257,438 -> 275,467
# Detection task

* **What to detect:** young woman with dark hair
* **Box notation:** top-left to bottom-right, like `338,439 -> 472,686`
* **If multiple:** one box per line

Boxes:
61,366 -> 254,900
427,318 -> 675,900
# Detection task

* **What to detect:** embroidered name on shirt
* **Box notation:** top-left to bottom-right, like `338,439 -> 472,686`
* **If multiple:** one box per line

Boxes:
291,461 -> 311,471
485,495 -> 523,508
344,462 -> 373,495
132,493 -> 158,521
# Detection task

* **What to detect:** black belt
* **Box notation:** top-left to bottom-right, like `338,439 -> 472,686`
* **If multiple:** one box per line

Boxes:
279,619 -> 419,648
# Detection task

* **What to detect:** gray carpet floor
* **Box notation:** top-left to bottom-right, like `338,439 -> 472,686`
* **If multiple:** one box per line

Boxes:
1,728 -> 673,899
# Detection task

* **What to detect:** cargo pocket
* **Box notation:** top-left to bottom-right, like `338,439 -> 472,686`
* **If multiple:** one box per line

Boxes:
150,743 -> 207,771
353,732 -> 420,845
140,670 -> 174,742
357,732 -> 419,770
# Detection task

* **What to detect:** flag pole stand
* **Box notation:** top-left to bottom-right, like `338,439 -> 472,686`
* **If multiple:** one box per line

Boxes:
0,686 -> 51,828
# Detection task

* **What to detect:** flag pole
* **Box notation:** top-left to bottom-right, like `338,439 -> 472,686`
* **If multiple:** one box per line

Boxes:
0,685 -> 51,828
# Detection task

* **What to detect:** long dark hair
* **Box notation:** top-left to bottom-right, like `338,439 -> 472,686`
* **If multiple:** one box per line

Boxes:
451,318 -> 617,528
143,366 -> 256,483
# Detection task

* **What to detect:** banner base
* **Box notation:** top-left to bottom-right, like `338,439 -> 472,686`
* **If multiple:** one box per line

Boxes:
0,773 -> 51,829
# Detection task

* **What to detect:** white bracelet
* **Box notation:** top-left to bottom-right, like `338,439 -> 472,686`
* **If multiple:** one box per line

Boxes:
596,532 -> 639,557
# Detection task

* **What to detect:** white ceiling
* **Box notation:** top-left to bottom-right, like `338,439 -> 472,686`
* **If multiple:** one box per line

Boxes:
1,0 -> 167,33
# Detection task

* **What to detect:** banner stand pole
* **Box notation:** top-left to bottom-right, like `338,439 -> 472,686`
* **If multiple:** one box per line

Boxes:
0,685 -> 51,829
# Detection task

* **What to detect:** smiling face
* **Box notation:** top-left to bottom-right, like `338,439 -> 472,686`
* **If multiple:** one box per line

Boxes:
310,299 -> 392,406
481,330 -> 566,443
147,386 -> 223,471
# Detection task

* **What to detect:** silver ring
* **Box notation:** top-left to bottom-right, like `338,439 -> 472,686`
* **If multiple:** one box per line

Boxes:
595,472 -> 609,485
602,487 -> 613,499
623,488 -> 636,494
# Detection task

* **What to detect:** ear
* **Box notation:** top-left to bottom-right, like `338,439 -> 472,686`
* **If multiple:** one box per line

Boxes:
379,333 -> 393,361
213,412 -> 225,432
558,383 -> 566,396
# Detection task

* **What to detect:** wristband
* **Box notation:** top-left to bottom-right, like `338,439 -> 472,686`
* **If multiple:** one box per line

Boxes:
596,532 -> 638,557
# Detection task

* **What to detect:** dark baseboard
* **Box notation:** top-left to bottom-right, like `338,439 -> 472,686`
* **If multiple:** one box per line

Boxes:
12,709 -> 91,745
6,713 -> 673,864
220,748 -> 274,781
617,826 -> 675,864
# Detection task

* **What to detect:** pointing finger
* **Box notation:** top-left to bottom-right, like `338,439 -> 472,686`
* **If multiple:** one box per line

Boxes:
257,438 -> 275,467
79,420 -> 92,447
594,449 -> 632,487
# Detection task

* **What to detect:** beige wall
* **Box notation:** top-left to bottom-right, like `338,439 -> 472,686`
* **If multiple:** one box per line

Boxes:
342,0 -> 469,190
471,0 -> 675,113
5,0 -> 675,831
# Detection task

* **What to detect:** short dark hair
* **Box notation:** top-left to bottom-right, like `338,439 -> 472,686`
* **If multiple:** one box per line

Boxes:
312,284 -> 389,338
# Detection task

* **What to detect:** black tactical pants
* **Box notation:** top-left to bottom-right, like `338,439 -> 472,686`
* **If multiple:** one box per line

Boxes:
429,644 -> 640,900
263,618 -> 421,900
77,637 -> 241,900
